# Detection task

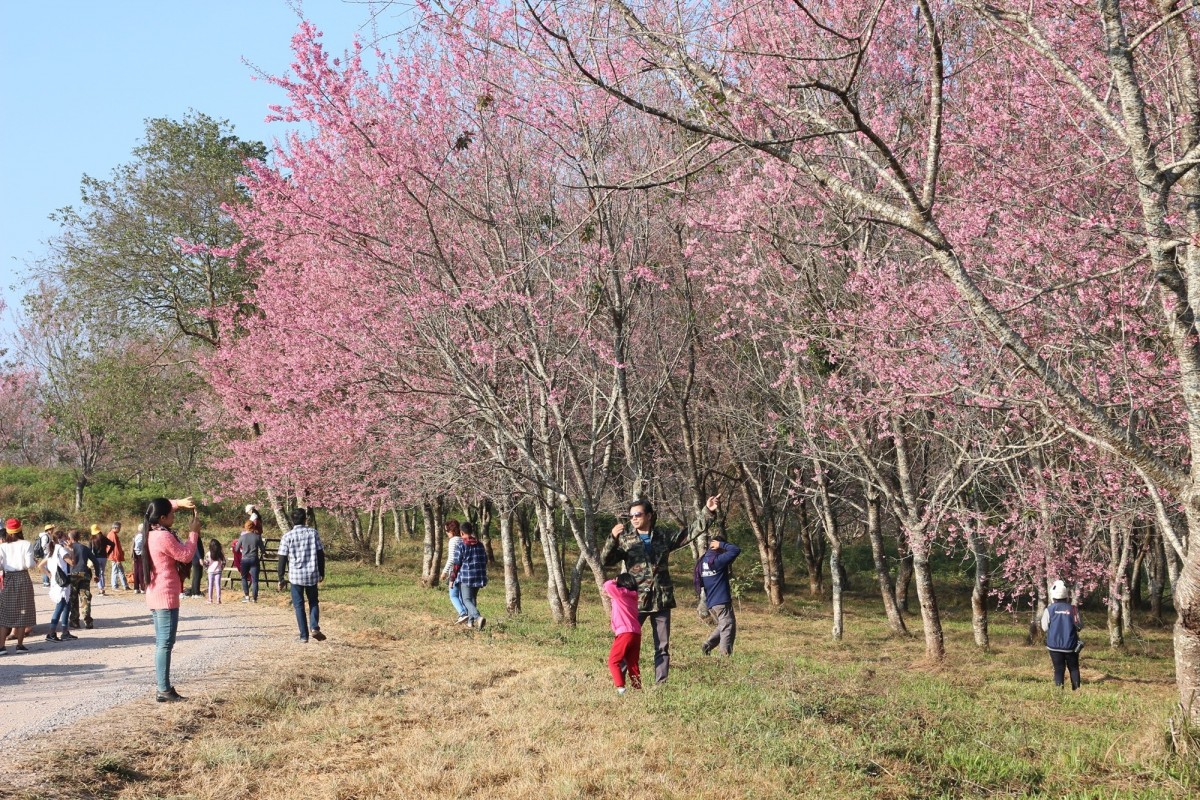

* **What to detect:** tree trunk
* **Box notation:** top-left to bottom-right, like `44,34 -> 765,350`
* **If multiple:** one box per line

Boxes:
498,506 -> 521,614
738,464 -> 785,606
420,500 -> 440,588
374,502 -> 386,567
74,475 -> 86,512
1108,518 -> 1131,648
867,489 -> 907,636
516,505 -> 536,577
901,519 -> 945,661
797,500 -> 824,597
1147,525 -> 1166,625
535,498 -> 571,625
479,501 -> 496,563
393,507 -> 403,544
265,486 -> 289,537
966,519 -> 990,650
895,534 -> 914,614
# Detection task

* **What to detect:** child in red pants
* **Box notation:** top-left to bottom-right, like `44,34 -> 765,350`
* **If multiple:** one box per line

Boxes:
604,573 -> 642,694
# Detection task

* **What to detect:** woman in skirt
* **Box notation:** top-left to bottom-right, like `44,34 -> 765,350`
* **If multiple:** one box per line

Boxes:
0,519 -> 38,653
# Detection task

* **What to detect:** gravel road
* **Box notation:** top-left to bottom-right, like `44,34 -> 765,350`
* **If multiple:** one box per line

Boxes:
0,578 -> 293,744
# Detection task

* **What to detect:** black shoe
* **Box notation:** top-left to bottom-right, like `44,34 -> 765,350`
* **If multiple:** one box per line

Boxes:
701,642 -> 714,656
45,633 -> 60,642
15,644 -> 28,652
69,621 -> 81,629
312,629 -> 326,642
84,621 -> 94,630
156,688 -> 184,703
60,631 -> 79,641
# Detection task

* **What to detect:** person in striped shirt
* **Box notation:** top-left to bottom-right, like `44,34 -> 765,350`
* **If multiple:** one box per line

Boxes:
440,520 -> 468,624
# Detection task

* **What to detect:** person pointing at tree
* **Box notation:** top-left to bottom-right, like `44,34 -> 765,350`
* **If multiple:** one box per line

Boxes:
602,494 -> 720,685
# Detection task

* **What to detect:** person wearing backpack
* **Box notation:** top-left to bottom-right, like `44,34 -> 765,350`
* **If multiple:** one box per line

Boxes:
695,533 -> 741,657
1040,579 -> 1084,690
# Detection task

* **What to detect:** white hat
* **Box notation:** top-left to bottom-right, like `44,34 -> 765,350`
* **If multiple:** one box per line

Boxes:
245,504 -> 257,515
1050,580 -> 1069,601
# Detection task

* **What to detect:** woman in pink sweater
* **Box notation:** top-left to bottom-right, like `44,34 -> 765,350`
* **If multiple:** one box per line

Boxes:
141,497 -> 199,702
603,573 -> 642,694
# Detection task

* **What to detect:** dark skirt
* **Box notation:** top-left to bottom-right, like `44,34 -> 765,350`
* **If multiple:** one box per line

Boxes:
0,570 -> 36,627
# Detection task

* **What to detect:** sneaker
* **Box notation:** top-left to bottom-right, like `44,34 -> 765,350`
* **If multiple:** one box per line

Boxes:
616,687 -> 626,695
299,637 -> 309,643
476,617 -> 487,631
0,647 -> 6,655
84,621 -> 94,629
456,615 -> 469,625
156,687 -> 184,703
45,633 -> 60,642
241,597 -> 250,603
15,644 -> 28,652
701,642 -> 714,656
312,629 -> 326,642
61,631 -> 79,641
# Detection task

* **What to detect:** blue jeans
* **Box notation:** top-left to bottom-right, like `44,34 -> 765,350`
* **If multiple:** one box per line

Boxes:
448,582 -> 467,616
460,584 -> 482,622
152,608 -> 180,692
95,558 -> 108,590
290,583 -> 320,640
240,560 -> 260,600
49,598 -> 69,632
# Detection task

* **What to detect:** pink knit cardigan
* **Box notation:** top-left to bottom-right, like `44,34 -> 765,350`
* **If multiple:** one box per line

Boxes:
145,525 -> 199,611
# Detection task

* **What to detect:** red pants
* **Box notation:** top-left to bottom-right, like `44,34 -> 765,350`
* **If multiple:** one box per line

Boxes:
608,632 -> 642,688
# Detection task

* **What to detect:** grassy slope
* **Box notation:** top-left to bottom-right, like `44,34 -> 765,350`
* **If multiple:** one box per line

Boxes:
19,540 -> 1198,800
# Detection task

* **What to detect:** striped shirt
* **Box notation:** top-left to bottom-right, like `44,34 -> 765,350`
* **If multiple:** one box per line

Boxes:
278,525 -> 324,586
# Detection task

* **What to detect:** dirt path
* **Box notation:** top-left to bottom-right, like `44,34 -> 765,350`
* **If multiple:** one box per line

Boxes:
0,579 -> 294,745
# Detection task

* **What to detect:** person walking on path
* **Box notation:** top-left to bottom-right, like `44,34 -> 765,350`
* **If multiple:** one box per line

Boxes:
204,540 -> 225,604
35,525 -> 53,587
440,520 -> 468,623
449,521 -> 487,630
602,495 -> 720,684
1041,579 -> 1085,690
277,508 -> 326,643
41,530 -> 77,642
237,520 -> 266,603
695,533 -> 741,657
603,573 -> 642,694
131,524 -> 147,594
90,524 -> 113,595
68,530 -> 94,630
107,522 -> 129,591
143,497 -> 200,702
1,519 -> 38,654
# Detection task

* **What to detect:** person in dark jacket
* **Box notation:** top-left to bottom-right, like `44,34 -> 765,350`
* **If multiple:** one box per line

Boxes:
1040,579 -> 1084,690
602,495 -> 719,684
695,533 -> 741,656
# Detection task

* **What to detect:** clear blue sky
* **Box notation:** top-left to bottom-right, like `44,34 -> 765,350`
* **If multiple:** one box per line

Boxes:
0,0 -> 413,340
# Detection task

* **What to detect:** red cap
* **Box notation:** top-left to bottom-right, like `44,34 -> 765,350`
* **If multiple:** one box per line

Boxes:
4,518 -> 21,534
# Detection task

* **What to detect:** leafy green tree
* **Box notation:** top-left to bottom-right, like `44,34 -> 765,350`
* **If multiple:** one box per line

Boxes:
42,111 -> 266,346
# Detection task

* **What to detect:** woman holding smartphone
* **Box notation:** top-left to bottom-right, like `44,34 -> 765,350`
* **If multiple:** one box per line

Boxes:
141,496 -> 199,702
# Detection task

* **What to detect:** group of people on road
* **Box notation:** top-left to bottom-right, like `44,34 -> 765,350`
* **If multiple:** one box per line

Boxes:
0,499 -> 329,705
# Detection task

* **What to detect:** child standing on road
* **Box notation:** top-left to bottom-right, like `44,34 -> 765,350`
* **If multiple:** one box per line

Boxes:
204,540 -> 225,604
603,572 -> 642,694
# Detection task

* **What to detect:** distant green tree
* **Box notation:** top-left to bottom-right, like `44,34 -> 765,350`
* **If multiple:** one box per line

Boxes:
42,111 -> 266,346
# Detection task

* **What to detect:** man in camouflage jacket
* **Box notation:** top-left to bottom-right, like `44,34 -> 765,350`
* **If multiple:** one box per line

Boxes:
602,494 -> 721,684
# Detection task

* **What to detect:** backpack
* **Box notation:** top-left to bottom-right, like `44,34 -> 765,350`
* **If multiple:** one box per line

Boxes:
55,565 -> 70,588
32,537 -> 46,560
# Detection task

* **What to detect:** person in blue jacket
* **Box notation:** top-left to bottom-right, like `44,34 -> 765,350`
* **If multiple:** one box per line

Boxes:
1040,579 -> 1084,690
695,532 -> 741,656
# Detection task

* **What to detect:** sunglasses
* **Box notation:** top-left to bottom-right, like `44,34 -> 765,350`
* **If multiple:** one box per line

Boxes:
630,512 -> 646,518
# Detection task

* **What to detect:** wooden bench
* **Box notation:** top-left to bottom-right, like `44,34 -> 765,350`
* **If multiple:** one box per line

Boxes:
222,538 -> 284,590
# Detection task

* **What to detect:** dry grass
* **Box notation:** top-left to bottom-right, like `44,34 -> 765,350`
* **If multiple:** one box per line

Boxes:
8,547 -> 1199,799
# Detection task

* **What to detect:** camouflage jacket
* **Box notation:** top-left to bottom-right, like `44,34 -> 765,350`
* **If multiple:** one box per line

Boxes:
601,509 -> 714,613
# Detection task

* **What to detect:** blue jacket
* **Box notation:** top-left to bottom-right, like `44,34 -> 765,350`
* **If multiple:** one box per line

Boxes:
1043,601 -> 1081,653
695,543 -> 740,608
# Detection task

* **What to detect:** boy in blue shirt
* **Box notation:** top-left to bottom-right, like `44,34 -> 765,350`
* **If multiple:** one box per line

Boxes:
696,533 -> 741,656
